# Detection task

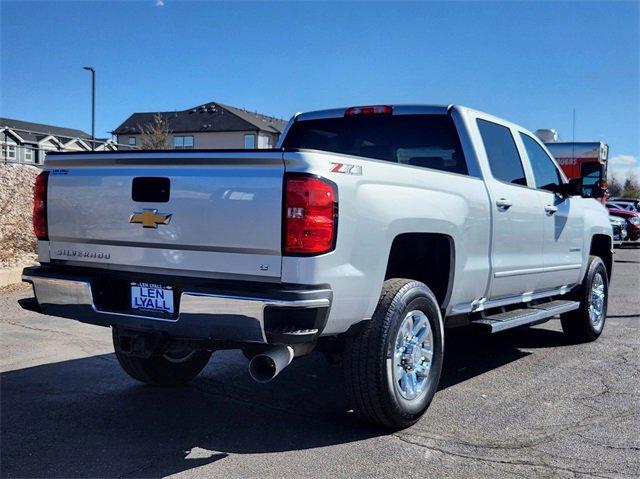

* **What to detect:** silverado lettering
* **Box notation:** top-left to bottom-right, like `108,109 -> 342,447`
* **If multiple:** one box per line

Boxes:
56,249 -> 110,259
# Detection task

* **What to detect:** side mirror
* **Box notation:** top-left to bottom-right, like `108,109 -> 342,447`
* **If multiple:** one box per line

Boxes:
569,177 -> 583,196
555,178 -> 582,197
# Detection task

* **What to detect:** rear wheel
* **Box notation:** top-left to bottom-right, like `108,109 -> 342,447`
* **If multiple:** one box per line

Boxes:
112,328 -> 212,385
561,256 -> 608,343
343,279 -> 444,429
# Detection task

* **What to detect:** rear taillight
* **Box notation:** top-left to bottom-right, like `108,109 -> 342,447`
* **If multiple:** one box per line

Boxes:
344,105 -> 393,116
33,171 -> 49,240
284,175 -> 337,255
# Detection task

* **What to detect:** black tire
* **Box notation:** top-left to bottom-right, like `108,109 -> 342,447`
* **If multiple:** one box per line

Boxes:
343,278 -> 444,429
560,256 -> 609,343
112,328 -> 212,385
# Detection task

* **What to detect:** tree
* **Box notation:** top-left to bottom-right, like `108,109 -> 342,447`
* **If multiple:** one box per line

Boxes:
138,113 -> 171,150
607,174 -> 623,197
622,172 -> 640,199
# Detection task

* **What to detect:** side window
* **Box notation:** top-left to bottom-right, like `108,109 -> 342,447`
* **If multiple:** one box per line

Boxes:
477,119 -> 527,186
173,136 -> 193,149
244,134 -> 256,149
520,133 -> 562,192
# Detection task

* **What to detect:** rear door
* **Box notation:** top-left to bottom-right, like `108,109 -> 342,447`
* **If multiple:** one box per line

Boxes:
45,151 -> 284,278
475,118 -> 545,299
518,133 -> 583,288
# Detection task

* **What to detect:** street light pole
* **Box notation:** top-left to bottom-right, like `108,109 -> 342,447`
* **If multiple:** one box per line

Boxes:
83,66 -> 95,150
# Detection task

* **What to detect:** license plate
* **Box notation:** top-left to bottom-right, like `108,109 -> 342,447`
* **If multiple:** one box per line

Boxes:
130,282 -> 174,314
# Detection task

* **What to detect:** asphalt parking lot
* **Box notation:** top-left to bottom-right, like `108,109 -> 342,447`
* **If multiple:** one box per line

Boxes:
1,248 -> 638,479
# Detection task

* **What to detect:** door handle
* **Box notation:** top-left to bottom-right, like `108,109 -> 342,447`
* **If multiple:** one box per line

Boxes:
496,198 -> 512,210
544,205 -> 558,215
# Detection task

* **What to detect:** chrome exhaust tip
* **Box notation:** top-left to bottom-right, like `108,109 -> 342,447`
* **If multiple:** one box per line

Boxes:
248,345 -> 294,383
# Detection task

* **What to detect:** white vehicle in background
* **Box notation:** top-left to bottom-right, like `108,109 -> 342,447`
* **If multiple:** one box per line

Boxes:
609,215 -> 628,245
23,104 -> 612,428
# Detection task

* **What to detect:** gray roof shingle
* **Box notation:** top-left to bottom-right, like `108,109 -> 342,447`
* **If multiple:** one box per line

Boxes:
112,102 -> 287,135
0,117 -> 92,143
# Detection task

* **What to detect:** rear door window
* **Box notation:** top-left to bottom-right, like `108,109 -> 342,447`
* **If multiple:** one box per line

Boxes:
283,114 -> 468,175
477,119 -> 528,186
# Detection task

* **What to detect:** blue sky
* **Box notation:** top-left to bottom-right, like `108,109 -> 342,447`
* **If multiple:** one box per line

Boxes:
1,1 -> 638,178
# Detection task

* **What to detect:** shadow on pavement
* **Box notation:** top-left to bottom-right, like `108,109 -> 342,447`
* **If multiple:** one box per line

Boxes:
1,324 -> 569,478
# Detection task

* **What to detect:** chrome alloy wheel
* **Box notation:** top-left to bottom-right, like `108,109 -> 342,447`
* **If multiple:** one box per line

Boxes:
589,272 -> 606,329
392,310 -> 434,401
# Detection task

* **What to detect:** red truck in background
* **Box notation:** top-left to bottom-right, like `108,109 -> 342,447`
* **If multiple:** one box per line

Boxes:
535,129 -> 609,202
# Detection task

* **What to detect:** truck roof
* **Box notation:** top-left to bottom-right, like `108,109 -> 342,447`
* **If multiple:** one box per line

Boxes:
296,104 -> 452,121
293,104 -> 532,136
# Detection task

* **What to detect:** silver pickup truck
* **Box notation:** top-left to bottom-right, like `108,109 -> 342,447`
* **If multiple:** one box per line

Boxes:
23,104 -> 612,428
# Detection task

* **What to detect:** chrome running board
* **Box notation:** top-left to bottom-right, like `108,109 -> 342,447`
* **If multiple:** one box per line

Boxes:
472,300 -> 580,333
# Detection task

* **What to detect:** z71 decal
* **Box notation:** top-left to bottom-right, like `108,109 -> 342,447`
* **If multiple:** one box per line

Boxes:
330,162 -> 362,175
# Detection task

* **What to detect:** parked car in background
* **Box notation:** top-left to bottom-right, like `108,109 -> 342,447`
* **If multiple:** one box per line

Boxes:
609,215 -> 628,245
607,205 -> 640,242
609,197 -> 639,211
608,200 -> 638,213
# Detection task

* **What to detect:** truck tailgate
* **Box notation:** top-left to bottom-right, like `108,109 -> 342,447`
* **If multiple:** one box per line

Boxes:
45,152 -> 284,278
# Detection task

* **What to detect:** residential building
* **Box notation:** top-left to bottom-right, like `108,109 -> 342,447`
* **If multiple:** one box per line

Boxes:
112,102 -> 287,150
0,118 -> 117,165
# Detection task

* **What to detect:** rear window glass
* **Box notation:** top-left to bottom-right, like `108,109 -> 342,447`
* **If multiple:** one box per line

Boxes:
282,114 -> 468,175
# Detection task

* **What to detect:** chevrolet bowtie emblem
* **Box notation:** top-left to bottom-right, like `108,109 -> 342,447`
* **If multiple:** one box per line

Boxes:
129,209 -> 172,228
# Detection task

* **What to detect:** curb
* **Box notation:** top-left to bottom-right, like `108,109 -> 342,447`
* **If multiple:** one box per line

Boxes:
0,264 -> 36,288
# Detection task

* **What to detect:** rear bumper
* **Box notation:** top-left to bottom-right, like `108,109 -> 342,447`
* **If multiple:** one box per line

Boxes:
22,266 -> 331,344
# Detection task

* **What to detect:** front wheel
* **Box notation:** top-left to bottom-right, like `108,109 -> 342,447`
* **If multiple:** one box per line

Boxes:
560,255 -> 609,343
343,279 -> 444,429
112,328 -> 212,385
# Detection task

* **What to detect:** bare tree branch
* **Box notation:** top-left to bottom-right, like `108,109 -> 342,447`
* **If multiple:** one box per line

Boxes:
138,113 -> 172,150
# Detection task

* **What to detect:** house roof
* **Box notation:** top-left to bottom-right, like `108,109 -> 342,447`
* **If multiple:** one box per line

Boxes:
112,102 -> 287,136
0,117 -> 92,144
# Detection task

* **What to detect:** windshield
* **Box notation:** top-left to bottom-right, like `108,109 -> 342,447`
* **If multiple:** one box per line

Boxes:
283,114 -> 468,175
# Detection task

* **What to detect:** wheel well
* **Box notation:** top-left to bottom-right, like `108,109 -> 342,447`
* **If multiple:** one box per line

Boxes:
384,233 -> 454,307
590,234 -> 612,280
